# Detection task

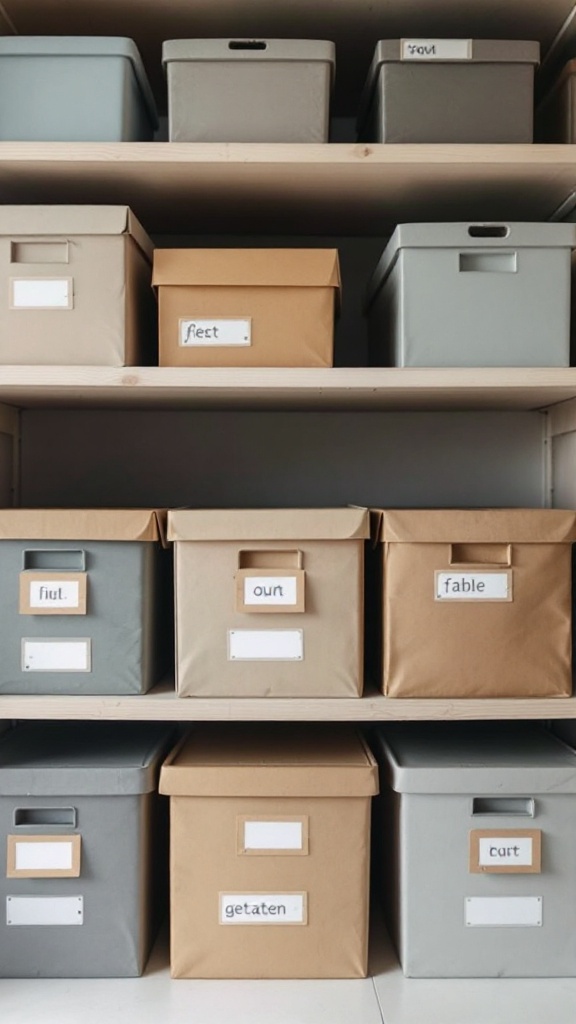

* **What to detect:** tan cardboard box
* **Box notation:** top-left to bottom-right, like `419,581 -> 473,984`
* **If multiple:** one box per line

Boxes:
168,507 -> 369,698
0,206 -> 155,365
374,508 -> 576,698
159,724 -> 378,978
152,248 -> 340,366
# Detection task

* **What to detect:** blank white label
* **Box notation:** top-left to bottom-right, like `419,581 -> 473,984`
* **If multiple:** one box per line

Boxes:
22,639 -> 91,672
479,837 -> 534,868
179,318 -> 251,347
228,630 -> 303,661
15,841 -> 73,871
220,893 -> 306,925
29,580 -> 80,609
435,572 -> 511,601
11,278 -> 71,309
401,39 -> 472,60
244,576 -> 298,606
466,897 -> 542,928
6,896 -> 83,926
244,821 -> 303,851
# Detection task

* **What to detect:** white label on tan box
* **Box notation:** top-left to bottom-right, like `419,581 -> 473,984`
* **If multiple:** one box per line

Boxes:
244,821 -> 304,851
29,580 -> 80,610
6,895 -> 84,926
465,896 -> 542,928
219,893 -> 307,925
15,840 -> 74,872
11,278 -> 72,309
179,318 -> 251,347
401,39 -> 472,60
435,571 -> 512,601
228,629 -> 303,661
478,837 -> 534,868
22,639 -> 91,672
243,576 -> 299,606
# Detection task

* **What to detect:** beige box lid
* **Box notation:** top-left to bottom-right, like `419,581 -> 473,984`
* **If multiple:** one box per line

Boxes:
152,248 -> 341,291
0,508 -> 166,542
374,508 -> 576,544
168,507 -> 369,542
160,725 -> 379,797
0,206 -> 154,262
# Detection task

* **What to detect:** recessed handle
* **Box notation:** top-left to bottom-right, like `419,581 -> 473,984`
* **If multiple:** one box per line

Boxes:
23,549 -> 86,571
467,225 -> 509,239
228,40 -> 267,50
472,798 -> 534,818
14,807 -> 77,827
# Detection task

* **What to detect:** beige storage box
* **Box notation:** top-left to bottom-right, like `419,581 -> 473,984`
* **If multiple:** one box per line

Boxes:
374,508 -> 576,698
0,206 -> 155,365
168,507 -> 369,698
152,248 -> 340,367
159,724 -> 378,978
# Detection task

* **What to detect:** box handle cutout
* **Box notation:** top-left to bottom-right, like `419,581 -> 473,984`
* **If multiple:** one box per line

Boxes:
10,240 -> 69,264
14,807 -> 77,827
23,549 -> 86,571
467,225 -> 509,239
459,252 -> 517,273
229,40 -> 267,50
239,549 -> 303,570
472,798 -> 534,818
450,543 -> 511,567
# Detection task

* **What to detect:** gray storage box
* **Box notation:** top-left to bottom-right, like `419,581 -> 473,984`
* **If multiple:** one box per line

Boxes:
536,60 -> 576,142
357,39 -> 539,143
366,222 -> 576,367
0,37 -> 157,142
162,39 -> 335,142
373,723 -> 576,978
0,722 -> 170,977
0,509 -> 168,696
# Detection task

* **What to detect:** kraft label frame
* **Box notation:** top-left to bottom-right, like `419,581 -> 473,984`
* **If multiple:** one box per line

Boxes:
7,833 -> 82,879
469,829 -> 542,874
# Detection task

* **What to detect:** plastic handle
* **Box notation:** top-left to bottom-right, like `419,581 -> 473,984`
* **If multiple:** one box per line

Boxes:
14,807 -> 77,827
23,549 -> 86,571
472,798 -> 534,817
467,225 -> 510,239
228,40 -> 267,50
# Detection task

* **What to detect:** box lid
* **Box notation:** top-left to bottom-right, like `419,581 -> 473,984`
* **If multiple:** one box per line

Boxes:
0,36 -> 158,127
0,508 -> 166,543
152,248 -> 341,293
163,38 -> 335,83
0,205 -> 154,262
0,722 -> 173,796
159,725 -> 379,797
372,724 -> 576,795
168,507 -> 369,542
373,508 -> 576,545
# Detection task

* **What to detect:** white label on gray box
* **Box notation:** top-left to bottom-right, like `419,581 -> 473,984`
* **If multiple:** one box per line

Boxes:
244,576 -> 298,606
179,318 -> 251,347
478,837 -> 534,868
6,896 -> 84,926
219,893 -> 306,925
435,571 -> 511,601
401,39 -> 472,60
228,629 -> 303,660
22,638 -> 91,672
11,278 -> 72,309
29,580 -> 80,610
15,840 -> 74,871
244,821 -> 304,851
465,896 -> 542,928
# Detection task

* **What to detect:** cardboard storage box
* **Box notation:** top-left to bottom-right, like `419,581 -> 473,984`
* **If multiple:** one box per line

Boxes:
357,39 -> 539,143
0,37 -> 157,141
373,722 -> 576,977
0,206 -> 155,366
537,60 -> 576,142
366,222 -> 576,368
160,724 -> 378,978
0,509 -> 168,696
153,248 -> 340,367
168,507 -> 369,698
374,508 -> 576,698
162,39 -> 334,142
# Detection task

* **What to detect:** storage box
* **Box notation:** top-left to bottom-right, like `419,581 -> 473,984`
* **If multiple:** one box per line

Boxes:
536,60 -> 576,142
162,39 -> 334,142
0,509 -> 168,696
0,206 -> 155,366
366,223 -> 576,368
168,507 -> 368,698
0,37 -> 157,141
160,724 -> 378,978
374,508 -> 576,698
357,39 -> 539,143
153,248 -> 340,367
373,722 -> 576,977
0,721 -> 170,977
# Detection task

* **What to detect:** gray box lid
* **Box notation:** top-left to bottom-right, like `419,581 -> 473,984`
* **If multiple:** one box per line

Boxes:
0,722 -> 173,796
373,724 -> 576,795
163,38 -> 335,83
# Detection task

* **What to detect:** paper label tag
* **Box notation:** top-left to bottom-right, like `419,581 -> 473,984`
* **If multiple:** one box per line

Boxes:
236,568 -> 305,614
22,638 -> 91,672
6,895 -> 84,926
470,829 -> 541,874
179,318 -> 251,347
238,817 -> 308,856
10,278 -> 73,309
244,576 -> 298,605
465,896 -> 542,928
435,571 -> 512,601
20,572 -> 87,615
219,893 -> 307,925
401,38 -> 472,60
228,629 -> 303,661
7,834 -> 81,878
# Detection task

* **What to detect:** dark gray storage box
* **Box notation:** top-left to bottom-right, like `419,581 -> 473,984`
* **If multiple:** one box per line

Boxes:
0,37 -> 157,141
357,39 -> 539,143
373,723 -> 576,978
162,38 -> 334,142
366,222 -> 576,367
0,722 -> 170,978
537,60 -> 576,142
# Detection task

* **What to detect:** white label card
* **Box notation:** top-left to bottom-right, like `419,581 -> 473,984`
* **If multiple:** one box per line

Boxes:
228,629 -> 303,661
179,318 -> 251,347
219,893 -> 307,925
465,897 -> 542,928
11,278 -> 72,309
243,576 -> 298,606
22,639 -> 91,672
478,837 -> 534,868
15,841 -> 73,871
244,821 -> 303,851
401,39 -> 472,60
435,571 -> 511,601
6,896 -> 84,926
29,580 -> 80,609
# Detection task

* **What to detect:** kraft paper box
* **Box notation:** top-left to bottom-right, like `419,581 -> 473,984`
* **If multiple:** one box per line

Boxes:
168,507 -> 369,698
159,724 -> 378,979
374,508 -> 576,698
0,206 -> 155,365
152,248 -> 340,367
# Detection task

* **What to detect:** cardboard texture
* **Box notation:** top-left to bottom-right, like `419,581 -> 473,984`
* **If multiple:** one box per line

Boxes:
153,249 -> 340,367
374,508 -> 576,698
167,508 -> 369,698
159,724 -> 378,979
0,206 -> 155,366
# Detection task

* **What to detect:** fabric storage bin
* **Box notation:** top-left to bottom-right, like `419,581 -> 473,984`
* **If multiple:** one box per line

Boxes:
153,248 -> 340,367
537,60 -> 576,142
366,222 -> 576,368
160,724 -> 378,978
162,39 -> 334,142
372,722 -> 576,977
0,721 -> 171,977
0,206 -> 155,366
357,39 -> 539,143
0,37 -> 157,141
0,509 -> 169,696
373,508 -> 576,698
168,507 -> 368,698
